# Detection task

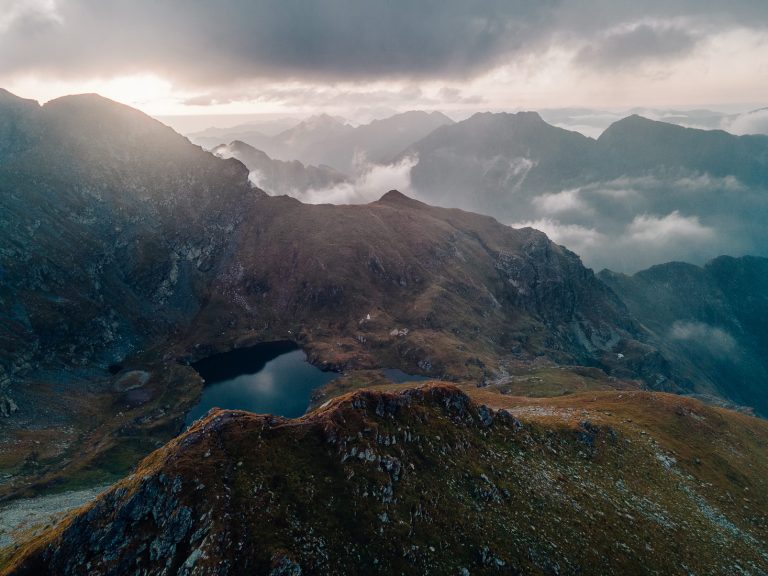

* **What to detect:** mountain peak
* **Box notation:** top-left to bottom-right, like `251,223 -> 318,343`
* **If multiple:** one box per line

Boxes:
0,88 -> 39,108
213,140 -> 273,163
599,114 -> 681,141
42,92 -> 160,130
300,113 -> 349,129
467,110 -> 545,125
44,92 -> 130,109
9,382 -> 768,574
514,110 -> 545,122
376,189 -> 426,208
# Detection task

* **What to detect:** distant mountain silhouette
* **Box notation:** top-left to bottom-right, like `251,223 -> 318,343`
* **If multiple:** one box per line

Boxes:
212,140 -> 349,196
192,110 -> 453,175
403,111 -> 768,271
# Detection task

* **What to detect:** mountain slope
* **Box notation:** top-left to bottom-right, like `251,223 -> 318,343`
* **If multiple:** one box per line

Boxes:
0,91 -> 256,395
599,256 -> 768,416
407,111 -> 595,214
4,384 -> 767,575
305,110 -> 454,174
212,140 -> 349,196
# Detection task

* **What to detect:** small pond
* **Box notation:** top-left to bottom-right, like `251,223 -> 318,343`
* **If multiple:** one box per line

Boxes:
185,341 -> 337,426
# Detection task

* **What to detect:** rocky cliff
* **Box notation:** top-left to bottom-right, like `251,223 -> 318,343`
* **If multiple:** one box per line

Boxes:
4,384 -> 767,575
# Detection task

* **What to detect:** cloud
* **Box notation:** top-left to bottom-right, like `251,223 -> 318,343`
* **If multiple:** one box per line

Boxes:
273,156 -> 418,205
0,0 -> 61,33
576,24 -> 700,71
511,209 -> 726,272
0,0 -> 555,84
627,211 -> 715,244
532,188 -> 590,215
723,108 -> 768,135
2,0 -> 768,89
180,83 -> 459,115
437,86 -> 485,105
669,321 -> 738,358
511,218 -> 607,253
672,174 -> 745,193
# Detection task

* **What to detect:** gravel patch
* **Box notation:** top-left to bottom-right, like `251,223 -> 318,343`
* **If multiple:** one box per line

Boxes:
0,484 -> 111,548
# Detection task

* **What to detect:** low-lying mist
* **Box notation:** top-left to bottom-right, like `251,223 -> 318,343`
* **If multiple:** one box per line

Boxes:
254,156 -> 418,205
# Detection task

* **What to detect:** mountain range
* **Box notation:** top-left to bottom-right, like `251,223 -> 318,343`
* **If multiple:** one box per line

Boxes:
190,111 -> 453,176
539,106 -> 768,138
1,89 -> 767,573
404,111 -> 768,271
191,108 -> 768,272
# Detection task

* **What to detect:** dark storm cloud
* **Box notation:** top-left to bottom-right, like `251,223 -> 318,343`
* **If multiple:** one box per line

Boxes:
1,0 -> 767,85
0,0 -> 558,83
576,25 -> 700,70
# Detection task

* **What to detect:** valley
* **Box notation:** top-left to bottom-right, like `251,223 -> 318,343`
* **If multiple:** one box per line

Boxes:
0,89 -> 766,574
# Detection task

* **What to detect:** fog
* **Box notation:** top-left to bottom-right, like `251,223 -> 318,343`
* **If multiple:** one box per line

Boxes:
252,156 -> 418,205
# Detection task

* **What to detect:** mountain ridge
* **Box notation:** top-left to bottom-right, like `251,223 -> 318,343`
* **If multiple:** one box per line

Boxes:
4,383 -> 767,575
600,255 -> 768,415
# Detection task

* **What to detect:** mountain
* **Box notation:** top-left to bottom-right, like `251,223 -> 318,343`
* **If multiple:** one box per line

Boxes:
0,90 -> 255,410
0,91 -> 669,500
0,89 -> 40,160
2,90 -> 768,572
597,115 -> 768,185
404,112 -> 768,271
303,110 -> 454,174
4,384 -> 768,574
186,117 -> 303,150
212,140 -> 349,197
190,111 -> 454,175
538,107 -> 744,139
267,114 -> 354,163
189,128 -> 275,152
599,256 -> 768,416
407,111 -> 595,214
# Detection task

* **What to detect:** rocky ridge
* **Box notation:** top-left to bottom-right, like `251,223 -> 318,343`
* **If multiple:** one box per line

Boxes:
3,384 -> 767,575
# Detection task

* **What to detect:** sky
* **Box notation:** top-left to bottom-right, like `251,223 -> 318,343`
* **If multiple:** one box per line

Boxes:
1,0 -> 767,122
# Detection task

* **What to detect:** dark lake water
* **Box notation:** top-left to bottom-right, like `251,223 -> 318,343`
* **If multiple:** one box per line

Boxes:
185,341 -> 337,426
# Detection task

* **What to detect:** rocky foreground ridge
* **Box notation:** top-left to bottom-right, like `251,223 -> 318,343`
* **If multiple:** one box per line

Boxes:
3,383 -> 767,575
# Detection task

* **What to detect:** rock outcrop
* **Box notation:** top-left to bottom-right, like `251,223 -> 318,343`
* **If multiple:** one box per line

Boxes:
4,384 -> 768,575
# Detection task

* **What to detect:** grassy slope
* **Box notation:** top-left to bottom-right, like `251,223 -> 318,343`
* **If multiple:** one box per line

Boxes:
3,384 -> 767,575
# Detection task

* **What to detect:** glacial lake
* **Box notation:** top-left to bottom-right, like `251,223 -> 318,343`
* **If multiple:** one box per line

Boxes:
185,341 -> 337,426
